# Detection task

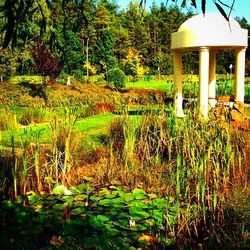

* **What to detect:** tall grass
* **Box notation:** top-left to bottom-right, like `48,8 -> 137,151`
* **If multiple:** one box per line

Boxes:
0,106 -> 82,195
104,107 -> 250,247
46,106 -> 80,187
0,108 -> 17,130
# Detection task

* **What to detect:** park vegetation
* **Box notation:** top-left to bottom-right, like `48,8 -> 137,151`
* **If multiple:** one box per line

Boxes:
0,0 -> 250,249
0,0 -> 250,82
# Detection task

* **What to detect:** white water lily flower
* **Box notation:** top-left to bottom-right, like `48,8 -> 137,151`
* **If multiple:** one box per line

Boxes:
129,219 -> 136,227
63,189 -> 72,195
53,185 -> 72,195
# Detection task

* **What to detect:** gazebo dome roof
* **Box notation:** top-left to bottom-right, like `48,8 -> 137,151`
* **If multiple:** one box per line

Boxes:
178,13 -> 241,33
171,12 -> 248,50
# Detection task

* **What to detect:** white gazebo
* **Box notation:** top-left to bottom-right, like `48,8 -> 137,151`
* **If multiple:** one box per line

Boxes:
171,13 -> 248,118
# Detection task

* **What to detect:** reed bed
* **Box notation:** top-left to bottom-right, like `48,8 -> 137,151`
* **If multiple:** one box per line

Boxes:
103,108 -> 250,247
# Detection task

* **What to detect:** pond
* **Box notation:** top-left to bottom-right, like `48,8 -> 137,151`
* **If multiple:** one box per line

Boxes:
0,184 -> 177,249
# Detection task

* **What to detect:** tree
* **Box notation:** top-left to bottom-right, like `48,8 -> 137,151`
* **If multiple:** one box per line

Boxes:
141,0 -> 236,21
31,40 -> 62,103
113,27 -> 131,63
0,0 -> 247,78
121,1 -> 150,64
32,40 -> 62,81
0,0 -> 49,48
0,46 -> 19,81
0,1 -> 238,49
59,30 -> 84,77
121,48 -> 148,81
145,3 -> 190,74
94,29 -> 117,73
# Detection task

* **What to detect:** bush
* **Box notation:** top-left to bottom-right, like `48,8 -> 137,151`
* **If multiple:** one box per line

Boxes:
144,75 -> 152,81
9,75 -> 43,85
107,68 -> 126,88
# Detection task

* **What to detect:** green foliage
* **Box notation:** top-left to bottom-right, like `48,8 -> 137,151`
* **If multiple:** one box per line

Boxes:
9,75 -> 43,85
1,1 -> 249,77
0,47 -> 19,81
59,30 -> 84,76
107,68 -> 126,88
144,75 -> 152,81
94,29 -> 117,72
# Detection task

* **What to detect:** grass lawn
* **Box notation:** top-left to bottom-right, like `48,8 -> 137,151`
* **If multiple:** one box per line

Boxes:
0,113 -> 115,147
126,80 -> 171,91
126,79 -> 250,102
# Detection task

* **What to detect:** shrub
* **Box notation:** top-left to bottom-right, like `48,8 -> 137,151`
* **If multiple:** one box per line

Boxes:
9,75 -> 43,85
107,68 -> 126,88
144,75 -> 152,81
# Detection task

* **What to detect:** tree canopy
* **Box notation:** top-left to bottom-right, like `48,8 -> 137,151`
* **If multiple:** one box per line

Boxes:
0,0 -> 249,80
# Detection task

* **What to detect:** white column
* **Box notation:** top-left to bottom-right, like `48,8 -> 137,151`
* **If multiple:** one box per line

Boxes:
208,50 -> 216,108
199,47 -> 210,118
235,48 -> 246,103
173,50 -> 184,117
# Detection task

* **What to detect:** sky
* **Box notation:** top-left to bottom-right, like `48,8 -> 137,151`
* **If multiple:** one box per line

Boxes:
115,0 -> 250,23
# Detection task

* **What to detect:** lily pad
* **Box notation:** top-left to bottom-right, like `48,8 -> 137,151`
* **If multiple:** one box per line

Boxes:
120,193 -> 135,202
74,194 -> 88,201
72,201 -> 86,207
36,207 -> 52,215
70,207 -> 86,215
27,193 -> 41,205
99,199 -> 113,207
1,200 -> 16,209
89,215 -> 110,228
62,196 -> 74,204
98,187 -> 111,195
129,223 -> 148,231
69,183 -> 86,194
113,219 -> 129,229
127,200 -> 150,209
53,203 -> 66,211
105,190 -> 119,199
103,222 -> 120,237
14,195 -> 26,204
132,188 -> 148,200
129,205 -> 150,219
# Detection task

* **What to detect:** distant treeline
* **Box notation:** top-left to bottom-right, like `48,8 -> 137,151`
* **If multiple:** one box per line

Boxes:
0,0 -> 249,81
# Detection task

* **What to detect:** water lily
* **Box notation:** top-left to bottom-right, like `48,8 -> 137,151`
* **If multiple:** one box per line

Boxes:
53,185 -> 72,195
129,219 -> 136,227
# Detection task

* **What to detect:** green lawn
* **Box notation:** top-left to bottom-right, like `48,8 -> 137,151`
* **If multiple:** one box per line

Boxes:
126,79 -> 250,102
0,113 -> 115,147
126,80 -> 171,91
